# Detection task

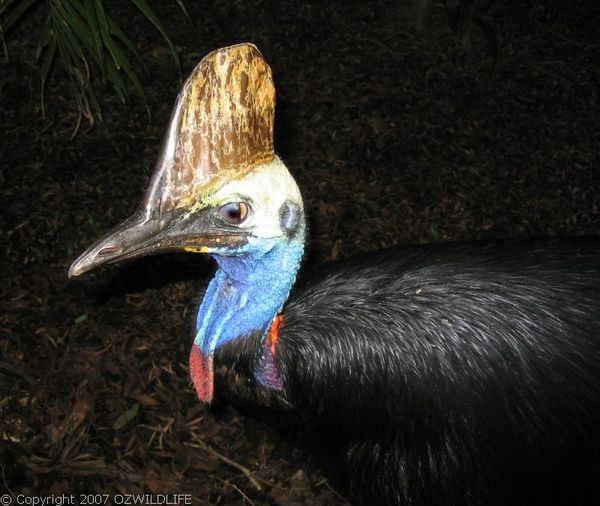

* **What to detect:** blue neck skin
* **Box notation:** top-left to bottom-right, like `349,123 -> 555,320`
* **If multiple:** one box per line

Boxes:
194,235 -> 304,362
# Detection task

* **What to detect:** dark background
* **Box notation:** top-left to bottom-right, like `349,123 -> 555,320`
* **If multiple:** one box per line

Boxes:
1,1 -> 599,503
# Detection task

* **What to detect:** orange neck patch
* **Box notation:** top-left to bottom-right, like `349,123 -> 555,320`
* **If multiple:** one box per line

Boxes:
267,313 -> 285,356
255,313 -> 285,389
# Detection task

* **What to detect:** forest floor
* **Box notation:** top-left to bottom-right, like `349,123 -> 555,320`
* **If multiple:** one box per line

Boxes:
1,1 -> 599,504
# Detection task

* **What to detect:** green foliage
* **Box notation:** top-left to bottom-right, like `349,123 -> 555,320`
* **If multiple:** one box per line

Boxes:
0,0 -> 187,133
112,402 -> 140,430
73,313 -> 88,324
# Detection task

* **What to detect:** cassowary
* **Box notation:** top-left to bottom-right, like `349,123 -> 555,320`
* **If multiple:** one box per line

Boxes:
69,44 -> 600,506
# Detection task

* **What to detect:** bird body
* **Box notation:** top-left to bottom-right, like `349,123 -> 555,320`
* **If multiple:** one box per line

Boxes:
70,44 -> 600,505
215,239 -> 600,505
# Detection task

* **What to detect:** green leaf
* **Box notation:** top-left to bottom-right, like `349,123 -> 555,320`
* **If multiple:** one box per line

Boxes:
3,0 -> 186,130
130,0 -> 180,70
0,0 -> 16,17
71,0 -> 104,71
112,402 -> 140,430
52,6 -> 86,66
35,11 -> 52,59
107,17 -> 145,71
54,0 -> 102,67
0,0 -> 37,34
105,56 -> 128,102
39,41 -> 57,118
52,13 -> 99,127
74,314 -> 88,325
0,0 -> 18,18
174,0 -> 191,23
103,31 -> 147,103
40,34 -> 57,86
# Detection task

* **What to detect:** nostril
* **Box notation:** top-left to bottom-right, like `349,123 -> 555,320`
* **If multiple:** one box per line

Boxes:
98,246 -> 121,256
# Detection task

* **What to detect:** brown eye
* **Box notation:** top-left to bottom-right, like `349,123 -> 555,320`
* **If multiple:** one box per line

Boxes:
219,202 -> 249,224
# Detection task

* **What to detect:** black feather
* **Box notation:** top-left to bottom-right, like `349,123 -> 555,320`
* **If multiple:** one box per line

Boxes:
215,238 -> 600,506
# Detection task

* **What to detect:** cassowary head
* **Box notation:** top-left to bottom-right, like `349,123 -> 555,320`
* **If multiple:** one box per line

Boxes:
69,43 -> 304,276
69,44 -> 306,402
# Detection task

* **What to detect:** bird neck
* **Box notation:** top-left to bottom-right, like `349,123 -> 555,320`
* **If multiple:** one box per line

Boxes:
194,236 -> 305,357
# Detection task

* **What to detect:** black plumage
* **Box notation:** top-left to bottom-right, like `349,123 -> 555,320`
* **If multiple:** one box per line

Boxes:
215,239 -> 600,506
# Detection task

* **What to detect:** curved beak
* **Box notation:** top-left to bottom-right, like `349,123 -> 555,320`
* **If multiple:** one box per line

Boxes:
68,205 -> 249,278
68,207 -> 183,278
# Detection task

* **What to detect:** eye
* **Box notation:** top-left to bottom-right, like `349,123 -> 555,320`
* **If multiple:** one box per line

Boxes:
218,202 -> 250,224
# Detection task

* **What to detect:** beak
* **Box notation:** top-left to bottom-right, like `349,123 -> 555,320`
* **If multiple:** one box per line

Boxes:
68,207 -> 182,278
68,205 -> 249,278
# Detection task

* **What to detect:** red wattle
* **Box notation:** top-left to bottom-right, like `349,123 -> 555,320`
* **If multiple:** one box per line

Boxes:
189,345 -> 214,403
